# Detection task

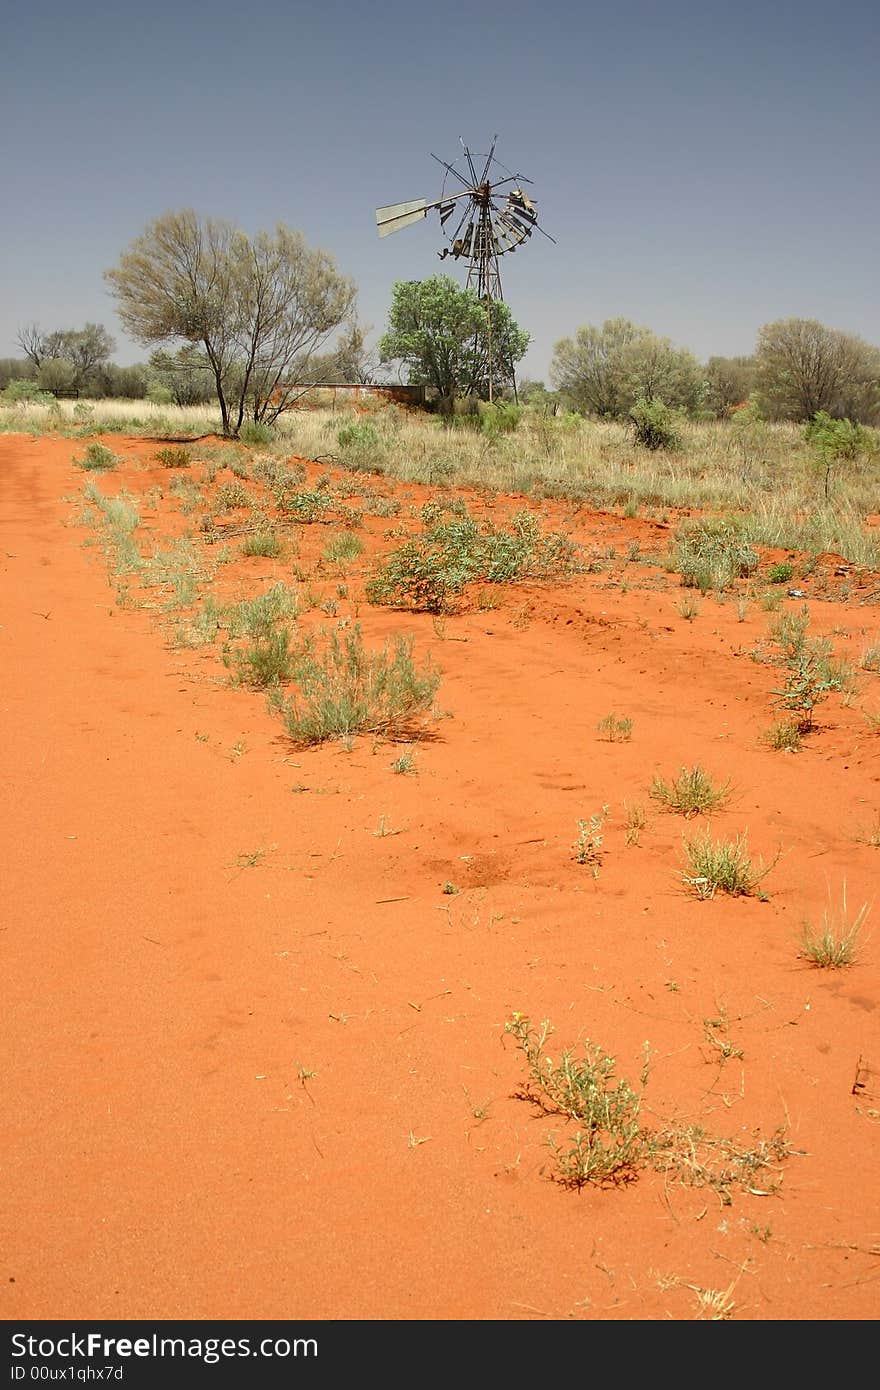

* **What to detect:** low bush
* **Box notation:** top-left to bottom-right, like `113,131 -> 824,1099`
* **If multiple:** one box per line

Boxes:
650,765 -> 731,817
74,442 -> 119,472
240,530 -> 284,559
239,420 -> 275,446
671,518 -> 759,593
630,397 -> 683,451
681,829 -> 772,898
154,446 -> 191,469
277,624 -> 440,744
224,628 -> 294,688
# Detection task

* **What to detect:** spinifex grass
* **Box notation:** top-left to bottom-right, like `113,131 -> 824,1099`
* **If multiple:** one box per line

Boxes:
650,764 -> 731,817
799,886 -> 868,968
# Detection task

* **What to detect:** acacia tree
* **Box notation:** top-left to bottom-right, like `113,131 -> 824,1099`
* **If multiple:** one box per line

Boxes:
17,322 -> 116,392
550,318 -> 702,417
755,318 -> 880,423
378,276 -> 529,406
105,211 -> 356,436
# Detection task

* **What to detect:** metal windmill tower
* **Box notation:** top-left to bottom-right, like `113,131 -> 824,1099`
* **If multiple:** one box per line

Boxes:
376,138 -> 554,400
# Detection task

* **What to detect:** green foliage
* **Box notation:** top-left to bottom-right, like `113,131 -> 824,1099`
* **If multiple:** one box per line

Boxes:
240,530 -> 284,558
337,419 -> 385,472
596,712 -> 633,742
239,420 -> 275,446
756,318 -> 880,423
803,411 -> 874,498
573,806 -> 609,876
650,765 -> 731,817
504,1015 -> 644,1187
154,446 -> 191,469
800,889 -> 867,968
74,442 -> 119,471
277,625 -> 440,744
1,378 -> 56,405
671,518 -> 758,592
366,507 -> 578,612
323,531 -> 364,565
761,720 -> 802,752
767,562 -> 794,583
630,396 -> 683,450
681,830 -> 772,898
224,629 -> 295,688
771,649 -> 842,730
215,479 -> 251,511
378,276 -> 529,402
224,583 -> 299,639
550,318 -> 703,418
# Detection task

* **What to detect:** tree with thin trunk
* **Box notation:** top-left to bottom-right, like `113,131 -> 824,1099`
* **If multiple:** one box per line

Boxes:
755,318 -> 880,423
105,210 -> 356,437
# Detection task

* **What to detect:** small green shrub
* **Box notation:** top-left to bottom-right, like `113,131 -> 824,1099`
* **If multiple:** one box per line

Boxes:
75,442 -> 119,472
278,625 -> 440,744
800,889 -> 867,968
596,712 -> 633,742
337,419 -> 385,473
761,720 -> 802,752
681,829 -> 772,898
215,479 -> 251,511
1,379 -> 55,405
239,420 -> 275,446
767,562 -> 794,584
771,649 -> 841,731
155,446 -> 191,469
650,765 -> 731,817
323,531 -> 364,565
504,1014 -> 644,1187
224,583 -> 299,639
804,412 -> 874,499
224,628 -> 294,688
240,530 -> 284,559
630,397 -> 683,451
671,519 -> 758,593
573,806 -> 609,876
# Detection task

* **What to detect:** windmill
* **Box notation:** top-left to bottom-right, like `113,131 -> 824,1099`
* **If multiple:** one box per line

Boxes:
376,137 -> 554,400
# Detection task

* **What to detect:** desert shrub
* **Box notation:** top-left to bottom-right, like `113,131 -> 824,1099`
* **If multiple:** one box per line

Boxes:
337,419 -> 385,472
671,518 -> 758,592
323,531 -> 364,565
804,412 -> 874,499
596,712 -> 633,742
154,446 -> 191,469
1,379 -> 55,405
573,807 -> 609,877
760,720 -> 802,752
74,442 -> 119,472
274,485 -> 331,522
240,530 -> 284,558
215,479 -> 251,511
224,628 -> 294,688
477,401 -> 522,439
771,649 -> 841,730
367,508 -> 578,612
630,397 -> 683,451
650,765 -> 731,816
504,1014 -> 644,1187
800,888 -> 867,968
278,625 -> 440,743
239,420 -> 275,446
224,583 -> 299,639
767,561 -> 794,584
681,829 -> 771,898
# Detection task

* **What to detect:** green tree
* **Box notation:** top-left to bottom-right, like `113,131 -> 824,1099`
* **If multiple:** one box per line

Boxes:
105,210 -> 356,436
17,322 -> 116,393
550,318 -> 701,417
704,355 -> 757,417
803,411 -> 874,498
378,276 -> 529,407
755,318 -> 880,423
36,358 -> 76,394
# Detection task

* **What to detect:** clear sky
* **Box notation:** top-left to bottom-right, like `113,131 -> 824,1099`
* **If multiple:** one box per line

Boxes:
2,0 -> 878,381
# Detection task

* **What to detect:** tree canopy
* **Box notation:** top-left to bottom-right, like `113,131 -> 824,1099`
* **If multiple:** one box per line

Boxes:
755,318 -> 880,423
105,210 -> 356,436
550,318 -> 703,418
378,276 -> 529,405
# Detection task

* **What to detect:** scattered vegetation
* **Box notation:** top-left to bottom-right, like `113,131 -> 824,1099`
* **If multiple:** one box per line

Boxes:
274,625 -> 440,744
240,530 -> 284,558
681,829 -> 773,899
596,712 -> 633,742
573,806 -> 609,876
74,442 -> 119,472
799,887 -> 868,968
671,519 -> 758,593
154,446 -> 191,468
650,765 -> 731,817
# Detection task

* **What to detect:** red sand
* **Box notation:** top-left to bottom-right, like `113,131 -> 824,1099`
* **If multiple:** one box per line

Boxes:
2,432 -> 879,1321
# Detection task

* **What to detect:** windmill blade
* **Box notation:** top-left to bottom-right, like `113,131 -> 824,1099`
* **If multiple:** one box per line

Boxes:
375,199 -> 427,237
480,134 -> 498,183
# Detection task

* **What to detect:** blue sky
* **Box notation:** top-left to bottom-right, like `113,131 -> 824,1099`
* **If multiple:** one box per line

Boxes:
2,0 -> 878,381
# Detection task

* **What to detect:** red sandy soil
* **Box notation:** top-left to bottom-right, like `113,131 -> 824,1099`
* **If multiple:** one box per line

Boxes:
2,432 -> 879,1322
